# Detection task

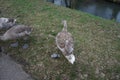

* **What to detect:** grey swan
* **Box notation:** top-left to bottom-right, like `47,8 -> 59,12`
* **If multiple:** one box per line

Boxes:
0,25 -> 32,41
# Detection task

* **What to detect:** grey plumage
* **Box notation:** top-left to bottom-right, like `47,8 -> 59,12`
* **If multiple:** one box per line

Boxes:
0,17 -> 16,29
0,25 -> 32,41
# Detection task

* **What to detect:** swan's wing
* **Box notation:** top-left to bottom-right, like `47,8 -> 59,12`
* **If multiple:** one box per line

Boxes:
8,25 -> 32,34
65,36 -> 74,55
56,31 -> 74,55
56,32 -> 66,52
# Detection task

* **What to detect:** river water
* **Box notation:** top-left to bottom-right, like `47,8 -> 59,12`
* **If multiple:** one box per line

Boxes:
47,0 -> 120,22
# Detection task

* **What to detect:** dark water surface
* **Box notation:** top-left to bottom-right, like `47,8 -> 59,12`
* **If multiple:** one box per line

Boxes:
47,0 -> 120,22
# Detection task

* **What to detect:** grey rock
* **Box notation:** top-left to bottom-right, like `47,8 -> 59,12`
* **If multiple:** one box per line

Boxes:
22,44 -> 29,49
51,53 -> 60,59
10,42 -> 18,47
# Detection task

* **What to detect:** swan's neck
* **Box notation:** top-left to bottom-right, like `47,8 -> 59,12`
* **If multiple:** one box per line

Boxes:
62,20 -> 67,32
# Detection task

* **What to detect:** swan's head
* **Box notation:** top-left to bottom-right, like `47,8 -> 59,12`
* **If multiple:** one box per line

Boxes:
65,54 -> 75,64
62,20 -> 67,24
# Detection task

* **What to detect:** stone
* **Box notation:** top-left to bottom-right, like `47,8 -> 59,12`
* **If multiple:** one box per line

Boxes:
10,42 -> 18,47
22,44 -> 29,49
51,53 -> 60,59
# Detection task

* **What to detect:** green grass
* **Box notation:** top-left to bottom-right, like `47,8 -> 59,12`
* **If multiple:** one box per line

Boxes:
0,0 -> 120,80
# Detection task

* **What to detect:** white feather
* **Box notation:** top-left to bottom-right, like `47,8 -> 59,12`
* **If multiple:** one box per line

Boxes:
65,54 -> 75,64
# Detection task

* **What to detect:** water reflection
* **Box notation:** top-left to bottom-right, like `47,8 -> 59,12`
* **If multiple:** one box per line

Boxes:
47,0 -> 120,22
78,1 -> 120,22
47,0 -> 66,6
116,11 -> 120,22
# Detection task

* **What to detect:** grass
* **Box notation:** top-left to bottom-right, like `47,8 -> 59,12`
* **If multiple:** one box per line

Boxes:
0,0 -> 120,80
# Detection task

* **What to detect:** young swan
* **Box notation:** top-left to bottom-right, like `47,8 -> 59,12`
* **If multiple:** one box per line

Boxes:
0,25 -> 32,41
0,17 -> 16,29
56,20 -> 75,64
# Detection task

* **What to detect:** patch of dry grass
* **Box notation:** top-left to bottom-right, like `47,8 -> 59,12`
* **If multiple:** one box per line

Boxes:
0,0 -> 120,80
